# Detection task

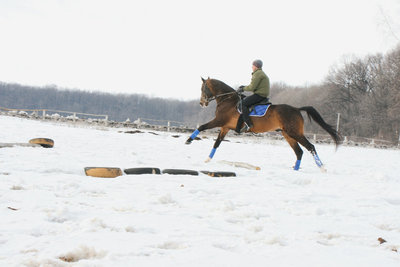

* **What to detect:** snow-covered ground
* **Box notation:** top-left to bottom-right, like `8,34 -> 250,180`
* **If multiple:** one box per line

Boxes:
0,115 -> 399,267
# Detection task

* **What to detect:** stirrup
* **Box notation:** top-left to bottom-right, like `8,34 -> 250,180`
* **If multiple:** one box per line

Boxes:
239,123 -> 251,133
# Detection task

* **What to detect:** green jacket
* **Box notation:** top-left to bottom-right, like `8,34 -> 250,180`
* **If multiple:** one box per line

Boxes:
244,69 -> 270,98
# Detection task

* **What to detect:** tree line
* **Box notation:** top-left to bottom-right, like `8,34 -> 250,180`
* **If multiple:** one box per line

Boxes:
272,45 -> 400,143
1,45 -> 399,143
0,83 -> 215,127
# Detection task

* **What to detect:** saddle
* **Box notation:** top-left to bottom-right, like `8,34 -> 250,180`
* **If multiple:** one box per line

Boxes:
235,98 -> 271,133
237,98 -> 271,116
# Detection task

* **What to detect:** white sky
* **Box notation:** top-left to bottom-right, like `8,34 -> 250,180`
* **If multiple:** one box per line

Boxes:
0,0 -> 399,100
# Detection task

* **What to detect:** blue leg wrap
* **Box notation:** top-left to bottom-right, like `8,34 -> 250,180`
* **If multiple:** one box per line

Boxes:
294,160 -> 301,170
209,148 -> 217,159
313,152 -> 323,168
190,129 -> 200,140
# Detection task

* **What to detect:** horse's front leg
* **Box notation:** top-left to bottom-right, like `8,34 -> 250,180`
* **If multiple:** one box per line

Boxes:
205,127 -> 229,163
185,119 -> 220,145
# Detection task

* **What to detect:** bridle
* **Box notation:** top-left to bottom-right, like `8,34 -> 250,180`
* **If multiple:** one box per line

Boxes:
202,82 -> 237,103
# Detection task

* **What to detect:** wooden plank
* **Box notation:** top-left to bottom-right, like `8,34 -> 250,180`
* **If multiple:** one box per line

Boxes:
218,160 -> 261,170
0,143 -> 40,148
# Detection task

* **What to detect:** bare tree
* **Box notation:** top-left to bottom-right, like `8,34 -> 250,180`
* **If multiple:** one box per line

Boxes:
325,55 -> 381,136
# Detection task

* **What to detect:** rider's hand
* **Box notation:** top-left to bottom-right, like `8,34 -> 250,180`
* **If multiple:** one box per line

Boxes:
237,86 -> 245,93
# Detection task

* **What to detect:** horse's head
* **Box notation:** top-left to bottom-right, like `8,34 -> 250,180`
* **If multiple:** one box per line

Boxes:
200,77 -> 213,107
199,77 -> 237,107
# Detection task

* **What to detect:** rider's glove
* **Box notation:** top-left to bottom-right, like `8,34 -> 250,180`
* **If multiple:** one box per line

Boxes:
237,86 -> 245,93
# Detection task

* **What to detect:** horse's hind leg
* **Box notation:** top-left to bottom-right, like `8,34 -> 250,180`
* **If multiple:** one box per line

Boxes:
283,114 -> 325,171
282,131 -> 303,170
289,133 -> 326,171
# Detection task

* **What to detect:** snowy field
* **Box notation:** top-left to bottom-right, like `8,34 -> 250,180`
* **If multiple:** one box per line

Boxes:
0,115 -> 399,267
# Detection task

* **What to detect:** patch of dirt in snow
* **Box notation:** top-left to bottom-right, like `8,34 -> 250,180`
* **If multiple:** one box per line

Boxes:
58,245 -> 106,262
156,241 -> 188,250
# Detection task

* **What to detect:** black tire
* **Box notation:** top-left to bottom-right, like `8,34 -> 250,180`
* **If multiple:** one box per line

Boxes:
84,167 -> 122,178
29,138 -> 54,148
124,167 -> 161,175
162,169 -> 199,176
200,171 -> 237,177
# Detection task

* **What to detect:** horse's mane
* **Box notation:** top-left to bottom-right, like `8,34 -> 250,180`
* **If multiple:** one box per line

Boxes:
209,79 -> 236,94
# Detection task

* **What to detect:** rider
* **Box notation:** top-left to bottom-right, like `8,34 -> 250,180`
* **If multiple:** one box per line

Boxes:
236,59 -> 270,133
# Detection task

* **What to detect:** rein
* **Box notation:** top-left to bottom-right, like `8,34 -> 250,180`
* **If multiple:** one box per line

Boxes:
204,82 -> 237,103
206,91 -> 237,102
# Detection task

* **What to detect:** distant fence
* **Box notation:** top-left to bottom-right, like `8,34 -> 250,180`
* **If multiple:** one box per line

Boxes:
0,106 -> 191,133
134,117 -> 187,127
0,106 -> 398,148
304,133 -> 395,149
0,106 -> 108,124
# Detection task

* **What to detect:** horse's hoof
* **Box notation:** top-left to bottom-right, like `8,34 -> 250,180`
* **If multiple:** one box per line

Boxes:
205,157 -> 212,163
185,139 -> 192,145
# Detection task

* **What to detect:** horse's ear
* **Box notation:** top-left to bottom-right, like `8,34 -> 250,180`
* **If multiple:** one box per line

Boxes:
201,77 -> 205,82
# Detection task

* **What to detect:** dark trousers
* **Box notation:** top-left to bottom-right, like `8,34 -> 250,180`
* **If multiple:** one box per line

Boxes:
242,94 -> 266,126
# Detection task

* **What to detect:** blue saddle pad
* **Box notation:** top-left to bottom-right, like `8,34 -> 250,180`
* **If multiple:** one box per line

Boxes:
249,104 -> 271,117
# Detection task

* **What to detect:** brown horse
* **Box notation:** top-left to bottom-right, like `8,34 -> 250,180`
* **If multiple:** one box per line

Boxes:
185,77 -> 341,171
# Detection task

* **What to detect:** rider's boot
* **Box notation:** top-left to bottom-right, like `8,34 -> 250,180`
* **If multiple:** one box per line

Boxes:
241,107 -> 253,132
235,114 -> 244,134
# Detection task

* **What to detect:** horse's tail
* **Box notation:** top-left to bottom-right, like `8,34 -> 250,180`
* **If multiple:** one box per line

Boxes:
299,106 -> 342,148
